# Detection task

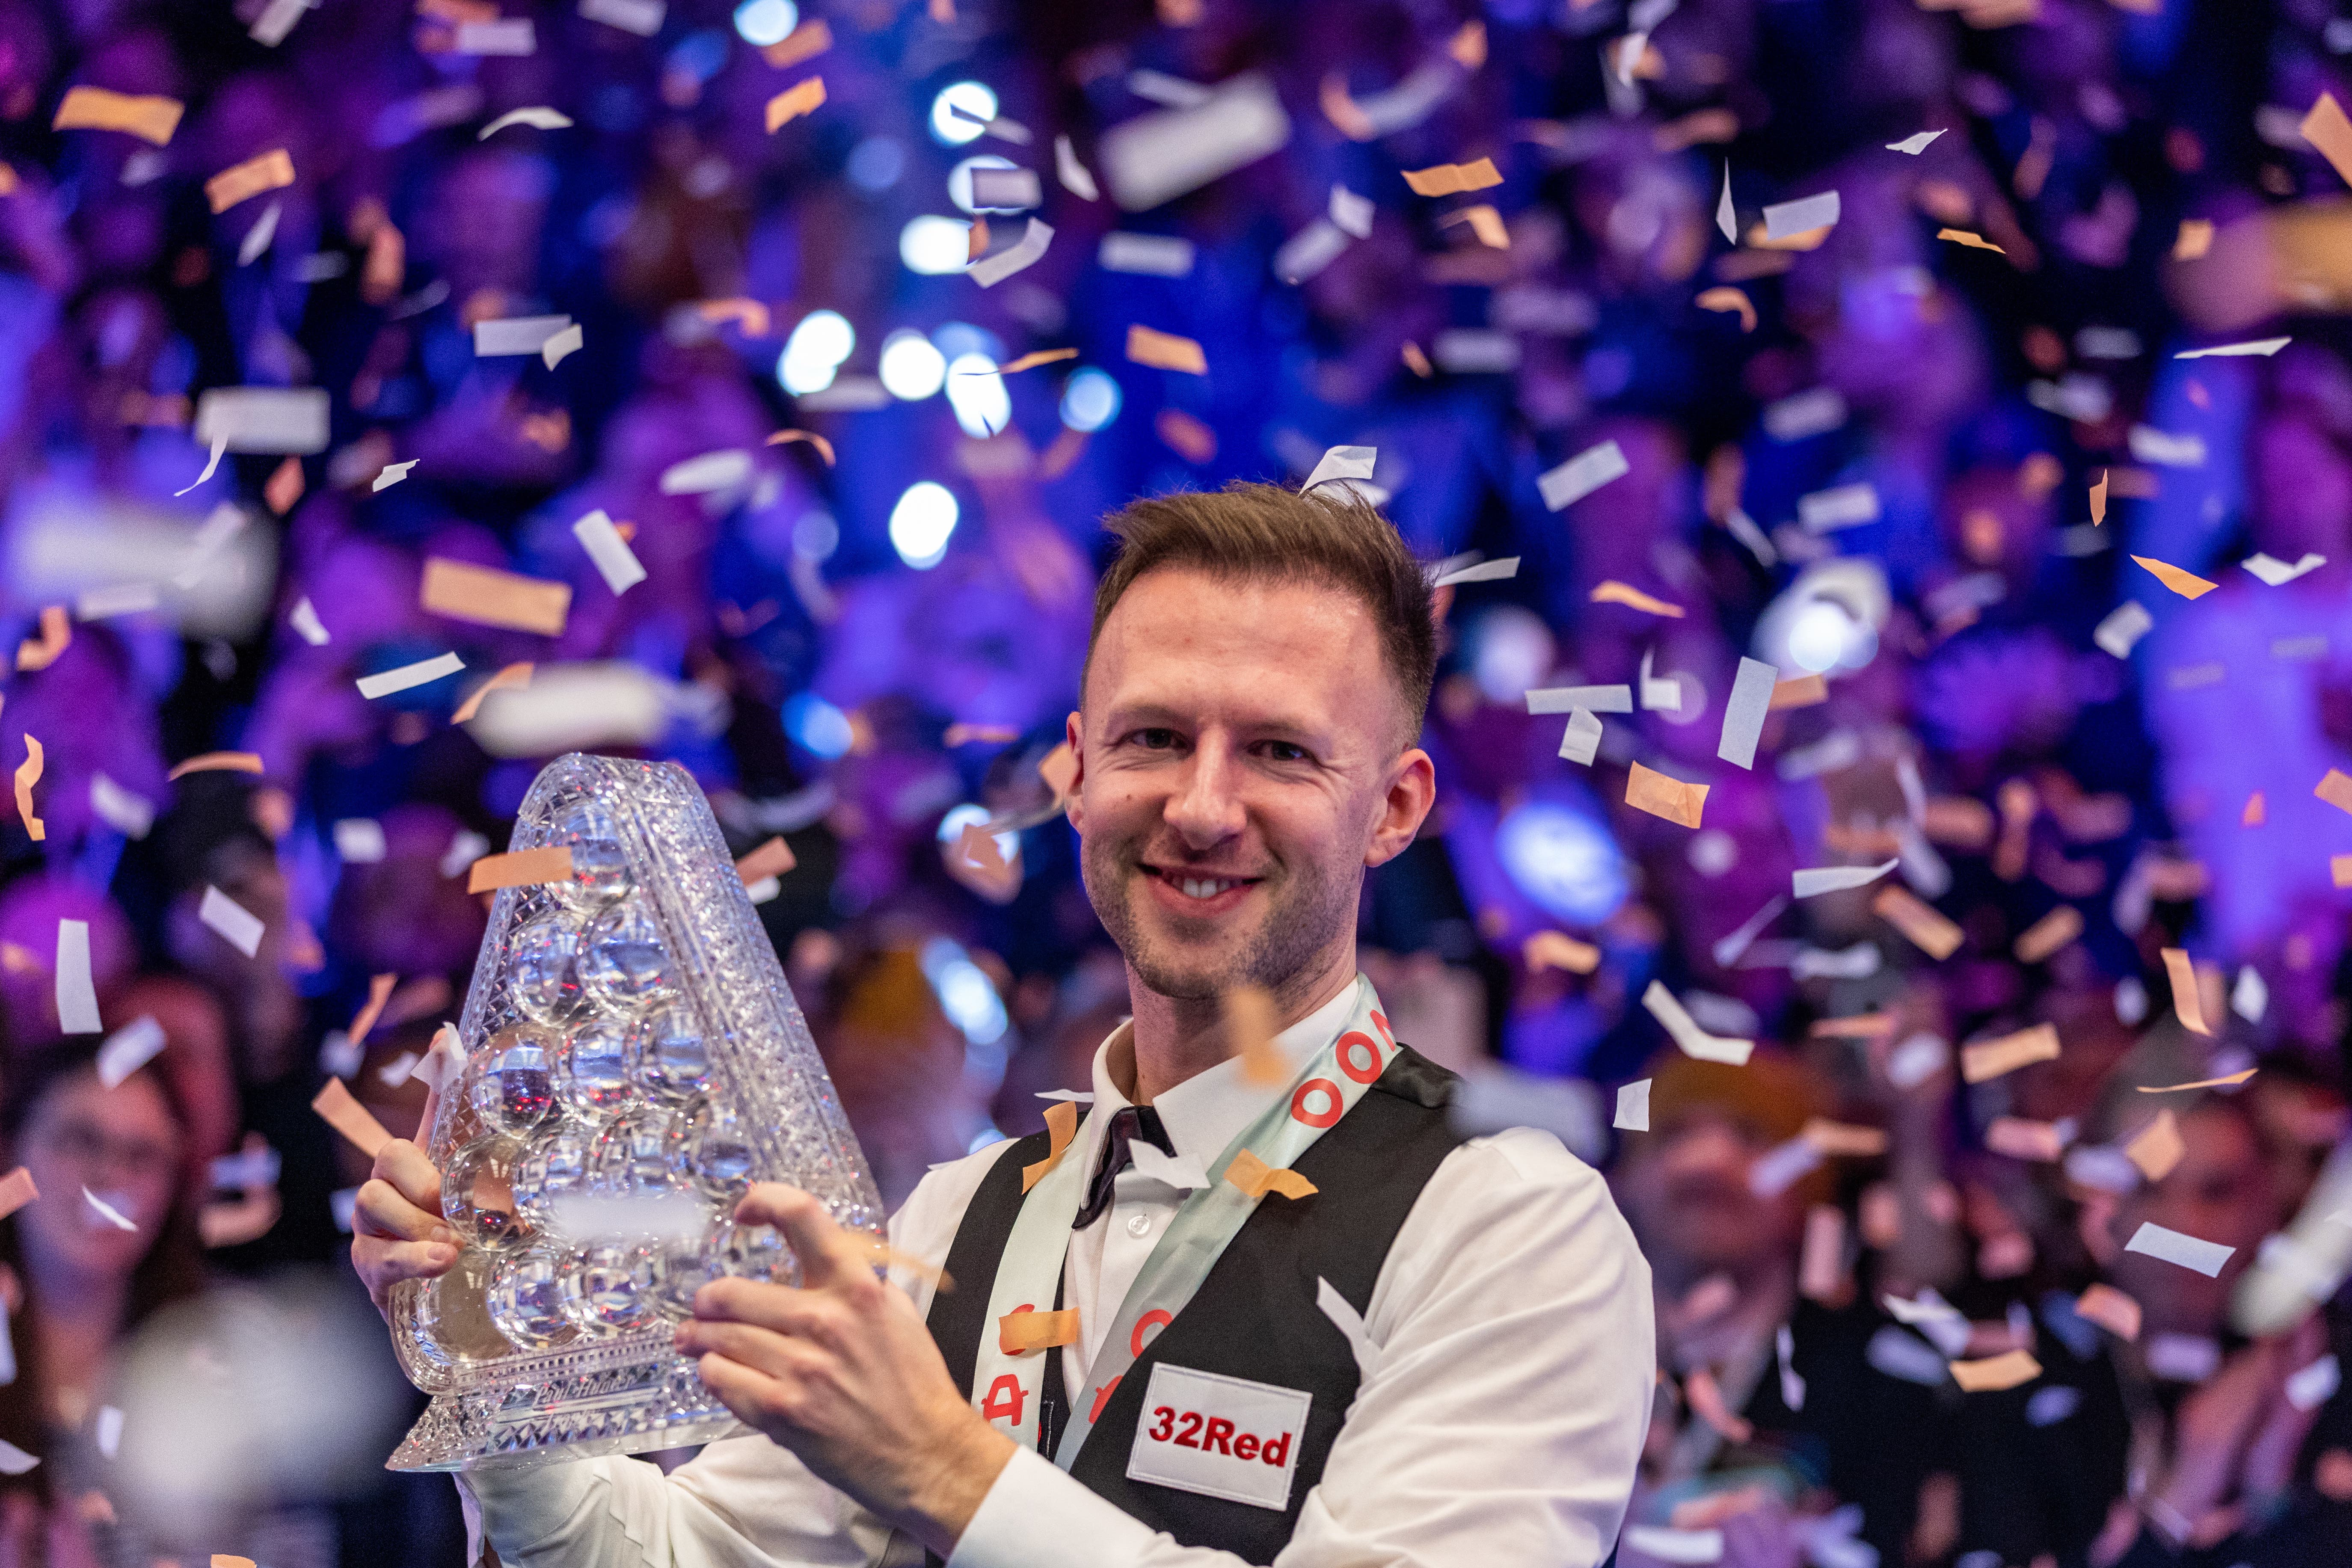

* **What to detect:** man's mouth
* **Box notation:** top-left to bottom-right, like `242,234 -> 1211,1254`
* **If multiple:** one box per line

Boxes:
1144,865 -> 1263,902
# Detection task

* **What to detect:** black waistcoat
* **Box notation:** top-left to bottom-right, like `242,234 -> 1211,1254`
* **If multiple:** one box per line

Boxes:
925,1045 -> 1462,1566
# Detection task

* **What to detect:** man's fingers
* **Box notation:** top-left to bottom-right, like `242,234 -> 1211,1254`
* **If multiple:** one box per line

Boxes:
695,1351 -> 803,1431
361,1237 -> 460,1289
676,1317 -> 819,1378
734,1183 -> 866,1288
371,1138 -> 446,1214
413,1082 -> 441,1148
353,1177 -> 454,1244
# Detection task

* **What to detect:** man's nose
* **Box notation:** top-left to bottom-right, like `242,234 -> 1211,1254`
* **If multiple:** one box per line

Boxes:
1164,739 -> 1246,850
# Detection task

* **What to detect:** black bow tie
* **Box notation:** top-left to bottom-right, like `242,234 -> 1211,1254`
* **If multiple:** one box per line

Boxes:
1072,1105 -> 1175,1231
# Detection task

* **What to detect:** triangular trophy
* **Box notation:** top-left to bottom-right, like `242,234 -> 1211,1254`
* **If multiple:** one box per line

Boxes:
386,753 -> 883,1472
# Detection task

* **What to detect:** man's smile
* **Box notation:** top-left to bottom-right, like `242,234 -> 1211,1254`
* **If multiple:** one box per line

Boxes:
1140,862 -> 1266,915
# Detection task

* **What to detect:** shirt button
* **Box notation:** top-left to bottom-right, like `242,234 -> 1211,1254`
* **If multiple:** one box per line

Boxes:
1126,1213 -> 1153,1239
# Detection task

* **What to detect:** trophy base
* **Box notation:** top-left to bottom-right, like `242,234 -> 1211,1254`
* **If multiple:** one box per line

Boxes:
388,1349 -> 748,1473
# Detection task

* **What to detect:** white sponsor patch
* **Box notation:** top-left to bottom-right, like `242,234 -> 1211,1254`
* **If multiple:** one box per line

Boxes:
1127,1363 -> 1311,1512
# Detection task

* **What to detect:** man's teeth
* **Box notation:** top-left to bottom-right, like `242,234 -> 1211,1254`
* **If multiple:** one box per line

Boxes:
1176,876 -> 1239,899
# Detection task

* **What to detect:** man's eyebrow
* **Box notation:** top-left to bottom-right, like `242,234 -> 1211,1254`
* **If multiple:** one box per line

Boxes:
1100,701 -> 1335,742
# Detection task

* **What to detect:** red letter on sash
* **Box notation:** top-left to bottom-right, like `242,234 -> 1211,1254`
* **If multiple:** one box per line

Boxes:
1089,1376 -> 1123,1423
981,1374 -> 1027,1427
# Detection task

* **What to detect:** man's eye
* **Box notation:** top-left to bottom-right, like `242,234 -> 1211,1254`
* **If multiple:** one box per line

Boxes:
1260,741 -> 1309,762
1135,729 -> 1180,750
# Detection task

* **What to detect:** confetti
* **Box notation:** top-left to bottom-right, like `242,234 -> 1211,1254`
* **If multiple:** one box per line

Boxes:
1100,73 -> 1290,210
1430,556 -> 1519,588
1950,1349 -> 2041,1392
2173,219 -> 2213,260
2074,1283 -> 2141,1340
2126,1109 -> 2186,1183
2093,601 -> 2153,658
1526,685 -> 1631,714
541,322 -> 584,369
15,605 -> 69,671
573,510 -> 648,594
2176,337 -> 2291,359
1021,1100 -> 1079,1192
1524,931 -> 1602,974
204,148 -> 294,213
997,1307 -> 1080,1354
168,752 -> 264,781
2302,92 -> 2352,189
1762,190 -> 1840,240
1792,860 -> 1897,898
12,735 -> 42,842
2013,906 -> 2083,963
82,1187 -> 136,1232
1984,1116 -> 2068,1162
1887,128 -> 1945,154
478,106 -> 572,139
2131,554 -> 2217,599
1613,1079 -> 1650,1131
1538,439 -> 1628,510
1960,1023 -> 2061,1083
356,652 -> 465,700
2161,947 -> 2210,1034
1769,673 -> 1827,710
2134,1068 -> 2259,1093
421,558 -> 572,636
1642,980 -> 1752,1065
89,775 -> 155,839
1936,228 -> 2005,253
1590,581 -> 1685,618
194,387 -> 329,453
466,846 -> 577,894
199,886 -> 266,958
96,1016 -> 166,1087
1401,158 -> 1502,197
1125,323 -> 1207,374
736,836 -> 796,884
448,662 -> 534,726
2088,469 -> 2108,525
581,0 -> 665,33
2124,1221 -> 2234,1277
766,429 -> 837,464
1055,134 -> 1100,201
762,19 -> 832,68
764,76 -> 828,133
1695,286 -> 1756,332
1801,1119 -> 1888,1156
473,314 -> 575,356
1224,1148 -> 1317,1201
1627,761 -> 1708,828
0,1168 -> 36,1222
2242,551 -> 2326,584
52,86 -> 184,145
310,1078 -> 393,1160
55,919 -> 100,1035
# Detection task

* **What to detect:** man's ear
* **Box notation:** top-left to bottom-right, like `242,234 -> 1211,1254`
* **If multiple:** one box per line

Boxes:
1364,747 -> 1436,869
1062,710 -> 1086,833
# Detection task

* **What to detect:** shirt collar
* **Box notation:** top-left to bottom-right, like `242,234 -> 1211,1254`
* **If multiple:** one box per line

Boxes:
1083,978 -> 1362,1170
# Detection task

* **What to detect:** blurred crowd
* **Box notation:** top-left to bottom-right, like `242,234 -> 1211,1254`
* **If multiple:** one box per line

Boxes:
0,0 -> 2349,1565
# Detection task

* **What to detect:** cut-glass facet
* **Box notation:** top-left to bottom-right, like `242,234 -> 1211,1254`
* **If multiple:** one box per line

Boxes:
507,911 -> 589,1026
470,1024 -> 559,1134
632,1003 -> 711,1100
560,1241 -> 658,1334
578,898 -> 673,1013
444,1135 -> 532,1251
547,799 -> 634,912
555,1017 -> 640,1118
486,1245 -> 575,1349
670,1096 -> 756,1200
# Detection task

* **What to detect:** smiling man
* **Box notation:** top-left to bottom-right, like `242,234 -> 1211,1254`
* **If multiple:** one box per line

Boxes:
354,479 -> 1653,1568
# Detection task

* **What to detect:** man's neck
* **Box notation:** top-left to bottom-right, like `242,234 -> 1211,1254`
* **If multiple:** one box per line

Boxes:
1121,946 -> 1358,1105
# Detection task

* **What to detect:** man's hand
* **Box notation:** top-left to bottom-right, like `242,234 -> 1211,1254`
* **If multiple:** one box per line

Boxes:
676,1184 -> 1018,1557
351,1085 -> 457,1322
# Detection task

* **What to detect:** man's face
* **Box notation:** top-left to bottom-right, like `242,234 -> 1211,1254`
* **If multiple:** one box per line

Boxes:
1068,569 -> 1432,1005
1616,1109 -> 1798,1286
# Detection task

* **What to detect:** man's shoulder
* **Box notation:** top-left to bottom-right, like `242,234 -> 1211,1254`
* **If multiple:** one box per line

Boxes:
887,1130 -> 1031,1245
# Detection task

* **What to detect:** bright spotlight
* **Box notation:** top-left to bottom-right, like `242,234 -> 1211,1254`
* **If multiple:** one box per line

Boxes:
777,309 -> 854,396
899,215 -> 974,276
929,81 -> 997,146
1059,368 -> 1121,432
879,330 -> 948,400
731,0 -> 798,46
943,353 -> 1008,437
890,481 -> 960,569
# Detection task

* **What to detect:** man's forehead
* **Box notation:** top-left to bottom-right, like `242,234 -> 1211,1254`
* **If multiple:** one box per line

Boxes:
1083,569 -> 1382,715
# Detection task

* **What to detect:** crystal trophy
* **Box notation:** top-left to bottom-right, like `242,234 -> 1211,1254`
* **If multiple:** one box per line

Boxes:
386,754 -> 884,1472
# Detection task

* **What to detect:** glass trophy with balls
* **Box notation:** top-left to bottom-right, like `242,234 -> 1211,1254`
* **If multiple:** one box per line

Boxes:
386,753 -> 884,1472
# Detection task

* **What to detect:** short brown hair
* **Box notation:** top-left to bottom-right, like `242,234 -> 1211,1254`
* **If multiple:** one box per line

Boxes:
1087,481 -> 1436,747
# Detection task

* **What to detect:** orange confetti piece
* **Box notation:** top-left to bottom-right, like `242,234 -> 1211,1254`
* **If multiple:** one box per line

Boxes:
1126,324 -> 1208,375
2013,906 -> 2083,963
452,662 -> 533,725
1949,1349 -> 2041,1392
1683,1367 -> 1753,1442
1317,73 -> 1378,141
696,298 -> 773,337
466,846 -> 576,894
264,456 -> 305,515
1874,886 -> 1963,960
349,972 -> 398,1049
2074,1283 -> 2141,1341
965,217 -> 991,262
0,1166 -> 37,1221
310,1079 -> 393,1161
1626,760 -> 1707,828
1021,1099 -> 1078,1192
2161,947 -> 2210,1034
1401,157 -> 1503,197
1401,341 -> 1433,378
764,77 -> 826,134
736,836 -> 796,884
2302,92 -> 2352,190
1524,931 -> 1602,974
421,558 -> 571,636
761,19 -> 832,68
2317,769 -> 2352,815
2173,219 -> 2213,261
998,1307 -> 1080,1354
1224,1147 -> 1317,1201
11,736 -> 40,844
2334,854 -> 2352,889
1801,1118 -> 1889,1156
1590,580 -> 1685,618
2242,791 -> 2266,826
1155,408 -> 1216,463
1936,228 -> 2006,253
1226,985 -> 1283,1087
997,347 -> 1080,375
765,428 -> 837,466
943,723 -> 1021,747
15,605 -> 69,671
2125,1109 -> 2185,1182
1799,1205 -> 1847,1302
1961,1023 -> 2060,1084
53,86 -> 184,145
2132,554 -> 2218,600
2088,469 -> 2108,525
1769,673 -> 1827,710
1440,204 -> 1510,248
2135,1067 -> 2258,1093
1808,1014 -> 1894,1041
204,147 -> 294,214
1695,286 -> 1756,332
1448,18 -> 1488,68
1984,1116 -> 2067,1162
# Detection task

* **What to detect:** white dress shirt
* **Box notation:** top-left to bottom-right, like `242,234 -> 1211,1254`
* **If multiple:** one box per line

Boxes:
460,988 -> 1655,1568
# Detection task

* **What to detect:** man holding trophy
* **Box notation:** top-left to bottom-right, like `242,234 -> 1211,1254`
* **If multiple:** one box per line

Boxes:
353,481 -> 1653,1566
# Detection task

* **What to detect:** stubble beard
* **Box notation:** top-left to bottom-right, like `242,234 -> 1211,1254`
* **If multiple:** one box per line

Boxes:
1082,832 -> 1358,1004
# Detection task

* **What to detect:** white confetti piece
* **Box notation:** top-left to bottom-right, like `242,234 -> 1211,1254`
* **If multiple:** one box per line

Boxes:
1717,656 -> 1778,769
2094,601 -> 2153,659
1557,708 -> 1603,766
96,1016 -> 166,1088
479,106 -> 574,139
82,1187 -> 137,1232
2174,337 -> 2291,359
441,828 -> 491,879
172,433 -> 227,498
473,314 -> 575,356
2124,1221 -> 2234,1277
1793,860 -> 1899,898
95,1405 -> 123,1459
1300,445 -> 1376,494
55,920 -> 101,1035
1429,555 -> 1519,588
1054,134 -> 1099,201
172,500 -> 250,590
1643,980 -> 1754,1065
1538,439 -> 1628,510
290,596 -> 330,645
193,386 -> 329,454
1100,232 -> 1195,276
2287,1352 -> 2341,1412
1716,162 -> 1735,243
542,321 -> 584,369
356,651 -> 464,699
2242,551 -> 2326,585
1799,482 -> 1881,531
659,450 -> 754,495
0,1440 -> 36,1476
1886,129 -> 1945,154
455,18 -> 535,54
89,774 -> 155,839
77,583 -> 160,620
377,1051 -> 419,1088
1527,684 -> 1632,714
249,0 -> 316,47
969,166 -> 1041,210
209,1145 -> 281,1189
318,1029 -> 362,1079
334,818 -> 388,863
1638,649 -> 1681,713
1614,1079 -> 1650,1131
1329,184 -> 1374,239
198,886 -> 265,958
372,459 -> 417,492
572,509 -> 647,594
2128,425 -> 2206,467
579,0 -> 664,34
743,874 -> 781,905
1763,386 -> 1847,441
1749,1135 -> 1823,1198
1274,221 -> 1348,283
1316,1276 -> 1382,1380
1098,72 -> 1290,211
968,217 -> 1054,287
237,199 -> 281,266
1764,190 -> 1840,240
1777,1324 -> 1805,1412
1622,1526 -> 1723,1565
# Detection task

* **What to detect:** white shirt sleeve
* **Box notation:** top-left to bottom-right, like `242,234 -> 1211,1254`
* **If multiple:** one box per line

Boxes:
459,1140 -> 1020,1568
946,1128 -> 1655,1568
